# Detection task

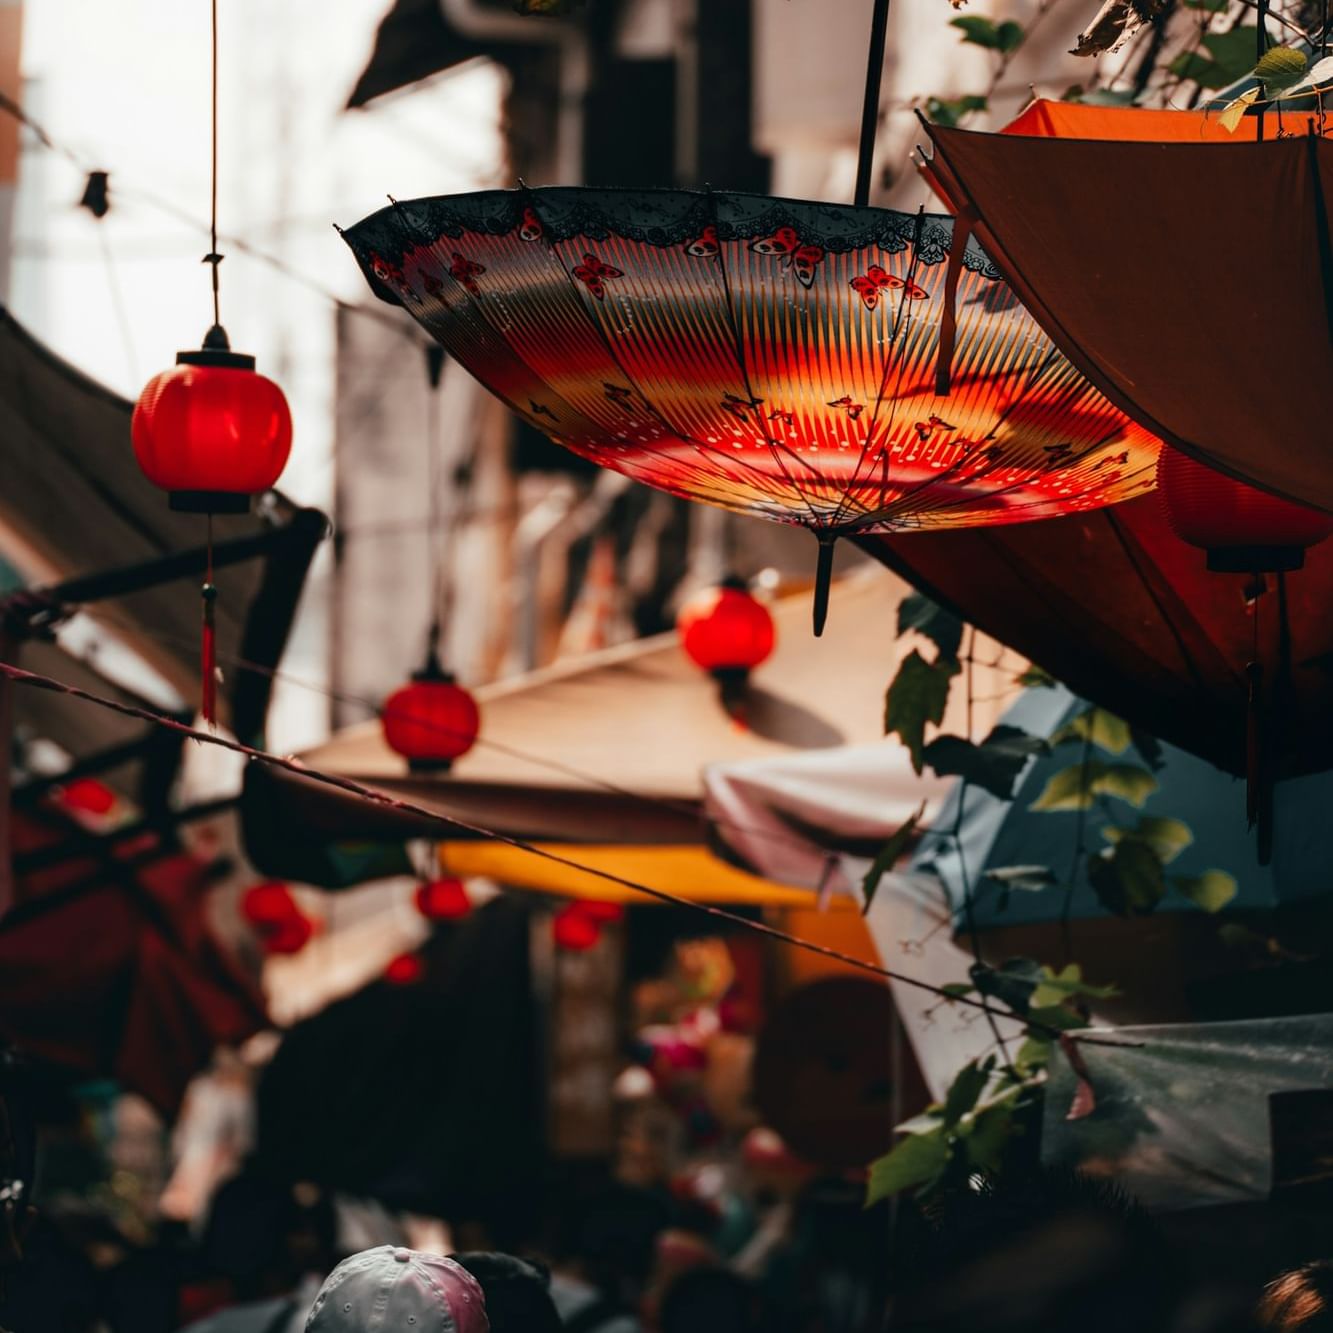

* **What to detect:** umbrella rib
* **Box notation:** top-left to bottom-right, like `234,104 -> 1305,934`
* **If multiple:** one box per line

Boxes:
829,222 -> 932,528
519,191 -> 815,518
707,190 -> 835,532
1102,508 -> 1213,693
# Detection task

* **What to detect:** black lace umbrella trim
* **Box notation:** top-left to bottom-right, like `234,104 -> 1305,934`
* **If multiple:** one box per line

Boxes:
343,185 -> 1002,305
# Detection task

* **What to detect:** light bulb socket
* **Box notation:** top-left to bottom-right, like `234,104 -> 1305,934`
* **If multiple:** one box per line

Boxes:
1206,545 -> 1304,574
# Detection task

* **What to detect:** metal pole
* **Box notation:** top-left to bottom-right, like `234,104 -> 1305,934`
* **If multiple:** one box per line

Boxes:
855,0 -> 893,207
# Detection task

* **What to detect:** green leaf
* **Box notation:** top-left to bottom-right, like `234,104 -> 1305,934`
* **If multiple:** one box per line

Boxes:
1253,45 -> 1308,94
1218,86 -> 1261,133
866,1129 -> 951,1205
1029,759 -> 1158,811
1182,0 -> 1227,11
1130,726 -> 1164,772
1102,815 -> 1193,864
923,724 -> 1048,799
1087,840 -> 1166,916
1014,1036 -> 1052,1072
1064,85 -> 1139,104
942,1057 -> 993,1127
896,592 -> 963,663
995,19 -> 1025,50
1049,706 -> 1131,755
1171,27 -> 1261,88
861,803 -> 927,915
950,15 -> 1004,47
984,865 -> 1057,893
1030,962 -> 1118,1008
924,94 -> 989,127
963,1103 -> 1015,1170
939,982 -> 975,998
1026,1002 -> 1089,1032
970,957 -> 1043,1015
1173,869 -> 1238,913
1016,664 -> 1057,688
885,650 -> 955,773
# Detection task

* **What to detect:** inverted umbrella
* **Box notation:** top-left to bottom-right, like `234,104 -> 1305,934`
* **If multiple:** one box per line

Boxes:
342,188 -> 1160,629
921,101 -> 1333,514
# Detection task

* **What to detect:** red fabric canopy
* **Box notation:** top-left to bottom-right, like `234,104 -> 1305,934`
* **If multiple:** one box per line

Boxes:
923,104 -> 1333,513
0,846 -> 265,1114
866,491 -> 1333,780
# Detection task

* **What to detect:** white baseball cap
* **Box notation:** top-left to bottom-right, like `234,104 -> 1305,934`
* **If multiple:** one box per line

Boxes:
305,1246 -> 488,1333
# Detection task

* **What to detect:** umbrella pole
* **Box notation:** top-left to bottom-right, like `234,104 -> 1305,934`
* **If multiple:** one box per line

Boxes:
855,0 -> 893,207
813,533 -> 837,636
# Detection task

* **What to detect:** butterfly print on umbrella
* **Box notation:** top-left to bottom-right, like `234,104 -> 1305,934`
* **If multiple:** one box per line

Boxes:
685,225 -> 720,259
850,265 -> 929,308
603,382 -> 635,410
913,415 -> 957,441
722,392 -> 765,421
519,206 -> 544,242
573,253 -> 624,300
530,400 -> 556,420
749,227 -> 825,288
828,395 -> 865,422
449,252 -> 486,296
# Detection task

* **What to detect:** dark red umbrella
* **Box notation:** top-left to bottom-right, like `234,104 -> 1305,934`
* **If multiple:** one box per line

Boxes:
921,102 -> 1333,513
865,491 -> 1333,783
0,848 -> 266,1115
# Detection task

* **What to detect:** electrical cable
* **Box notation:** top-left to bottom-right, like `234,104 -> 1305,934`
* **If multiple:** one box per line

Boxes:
0,657 -> 1137,1048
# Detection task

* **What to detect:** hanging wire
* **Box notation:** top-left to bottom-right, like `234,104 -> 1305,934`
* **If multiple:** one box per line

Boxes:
206,0 -> 222,331
78,601 -> 940,869
0,657 -> 1139,1048
0,90 -> 423,344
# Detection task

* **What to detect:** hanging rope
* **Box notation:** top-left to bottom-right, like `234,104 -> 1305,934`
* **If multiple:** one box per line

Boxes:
0,658 -> 1137,1049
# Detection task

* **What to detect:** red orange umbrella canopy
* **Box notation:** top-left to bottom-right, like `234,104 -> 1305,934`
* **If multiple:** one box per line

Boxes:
922,102 -> 1333,513
343,188 -> 1160,607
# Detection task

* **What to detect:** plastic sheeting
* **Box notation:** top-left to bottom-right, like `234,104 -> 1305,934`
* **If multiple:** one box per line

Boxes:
1044,1013 -> 1333,1211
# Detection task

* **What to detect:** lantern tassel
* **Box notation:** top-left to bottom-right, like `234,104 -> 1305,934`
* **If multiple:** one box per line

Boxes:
201,582 -> 218,727
813,534 -> 836,636
1245,660 -> 1262,830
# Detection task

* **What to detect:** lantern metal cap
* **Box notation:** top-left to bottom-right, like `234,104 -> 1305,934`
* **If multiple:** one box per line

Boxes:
1206,546 -> 1305,574
169,490 -> 252,515
177,323 -> 257,371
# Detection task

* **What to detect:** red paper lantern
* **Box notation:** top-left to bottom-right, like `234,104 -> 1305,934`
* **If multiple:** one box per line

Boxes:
678,580 -> 775,683
240,881 -> 301,928
262,913 -> 315,956
382,657 -> 480,773
57,778 -> 117,816
132,337 -> 292,513
384,952 -> 425,985
1158,448 -> 1333,571
552,905 -> 601,951
415,877 -> 472,920
573,900 -> 625,924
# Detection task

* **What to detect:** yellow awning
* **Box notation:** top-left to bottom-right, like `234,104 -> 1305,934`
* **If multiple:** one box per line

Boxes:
437,841 -> 853,910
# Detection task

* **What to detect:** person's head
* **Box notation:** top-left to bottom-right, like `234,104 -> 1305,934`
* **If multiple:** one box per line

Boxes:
658,1267 -> 760,1333
306,1247 -> 488,1333
888,1168 -> 1177,1333
452,1253 -> 559,1333
1259,1263 -> 1333,1333
201,1172 -> 338,1300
